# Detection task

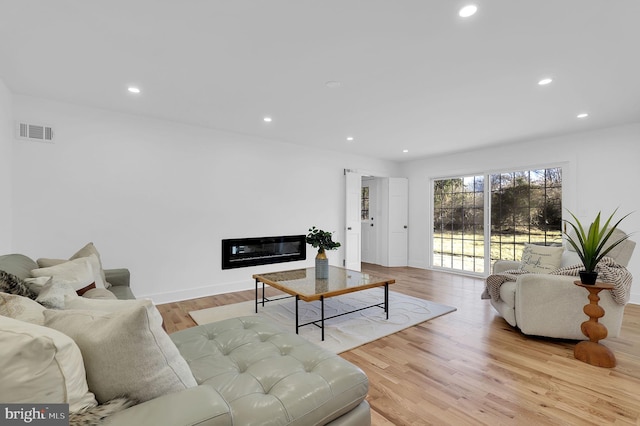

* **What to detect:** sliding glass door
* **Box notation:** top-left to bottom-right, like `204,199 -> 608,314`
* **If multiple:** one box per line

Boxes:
433,167 -> 562,274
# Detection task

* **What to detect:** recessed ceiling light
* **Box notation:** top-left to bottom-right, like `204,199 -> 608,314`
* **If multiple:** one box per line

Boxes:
459,5 -> 477,18
128,86 -> 140,94
263,117 -> 272,123
402,149 -> 409,153
538,78 -> 553,86
577,113 -> 589,119
326,81 -> 341,89
346,136 -> 354,141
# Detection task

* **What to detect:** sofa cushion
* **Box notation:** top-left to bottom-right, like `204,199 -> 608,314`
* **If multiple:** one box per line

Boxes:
171,316 -> 369,426
520,244 -> 563,273
44,300 -> 197,404
64,295 -> 150,312
0,292 -> 46,325
0,254 -> 39,281
0,315 -> 98,413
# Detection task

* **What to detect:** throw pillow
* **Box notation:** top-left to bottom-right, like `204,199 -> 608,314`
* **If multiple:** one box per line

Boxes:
31,257 -> 99,291
0,292 -> 46,325
23,276 -> 53,295
44,301 -> 197,404
81,287 -> 118,300
0,270 -> 38,299
64,296 -> 148,312
70,242 -> 110,288
36,280 -> 78,309
37,253 -> 107,290
0,315 -> 98,413
520,244 -> 564,273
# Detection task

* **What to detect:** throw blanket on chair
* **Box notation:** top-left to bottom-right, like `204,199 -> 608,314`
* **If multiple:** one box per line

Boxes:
481,257 -> 633,305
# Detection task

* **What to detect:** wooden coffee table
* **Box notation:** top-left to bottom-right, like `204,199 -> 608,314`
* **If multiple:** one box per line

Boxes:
253,266 -> 396,340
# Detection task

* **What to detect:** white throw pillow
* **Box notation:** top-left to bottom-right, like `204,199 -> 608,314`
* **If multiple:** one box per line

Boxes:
0,292 -> 46,325
36,254 -> 106,290
520,244 -> 564,273
23,276 -> 53,295
31,256 -> 100,292
36,280 -> 78,309
0,316 -> 97,413
44,301 -> 197,404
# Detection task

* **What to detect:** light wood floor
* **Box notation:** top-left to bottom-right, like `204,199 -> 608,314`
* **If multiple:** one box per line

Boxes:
156,263 -> 640,425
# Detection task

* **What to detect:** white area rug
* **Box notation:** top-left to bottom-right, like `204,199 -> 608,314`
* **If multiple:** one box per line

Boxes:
189,289 -> 456,353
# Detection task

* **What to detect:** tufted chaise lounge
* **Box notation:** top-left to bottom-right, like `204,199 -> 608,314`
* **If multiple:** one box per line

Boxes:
105,316 -> 370,426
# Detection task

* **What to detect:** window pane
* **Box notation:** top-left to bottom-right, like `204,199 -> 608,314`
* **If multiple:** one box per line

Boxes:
433,176 -> 485,273
434,167 -> 562,274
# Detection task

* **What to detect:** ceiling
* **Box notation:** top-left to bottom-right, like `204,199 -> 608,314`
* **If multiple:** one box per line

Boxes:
1,1 -> 639,162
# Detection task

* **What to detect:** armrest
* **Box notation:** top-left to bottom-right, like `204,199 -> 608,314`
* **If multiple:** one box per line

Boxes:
514,274 -> 625,339
492,260 -> 521,274
103,385 -> 231,426
104,268 -> 130,287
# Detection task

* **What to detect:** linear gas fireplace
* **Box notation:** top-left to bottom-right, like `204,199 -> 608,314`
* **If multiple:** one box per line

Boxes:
221,235 -> 306,269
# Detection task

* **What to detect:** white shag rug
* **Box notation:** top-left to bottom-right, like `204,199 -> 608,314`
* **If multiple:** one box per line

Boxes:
189,289 -> 456,353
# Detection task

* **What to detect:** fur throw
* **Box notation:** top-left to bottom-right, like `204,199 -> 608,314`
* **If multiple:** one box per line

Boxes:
70,397 -> 138,426
482,257 -> 633,305
0,270 -> 38,299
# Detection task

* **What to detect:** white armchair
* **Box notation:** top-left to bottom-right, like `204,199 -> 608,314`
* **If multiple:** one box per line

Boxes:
490,231 -> 635,340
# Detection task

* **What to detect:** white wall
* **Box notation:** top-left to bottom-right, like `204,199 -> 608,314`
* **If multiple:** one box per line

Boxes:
0,78 -> 12,253
401,123 -> 640,304
11,95 -> 400,303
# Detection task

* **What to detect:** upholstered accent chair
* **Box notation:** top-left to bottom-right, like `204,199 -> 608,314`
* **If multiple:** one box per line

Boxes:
490,230 -> 635,340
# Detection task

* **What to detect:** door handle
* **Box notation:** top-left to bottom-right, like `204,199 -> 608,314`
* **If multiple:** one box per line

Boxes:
347,227 -> 352,230
404,225 -> 408,229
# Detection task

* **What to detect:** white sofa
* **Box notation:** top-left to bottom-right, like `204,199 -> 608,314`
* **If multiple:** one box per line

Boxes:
490,231 -> 635,340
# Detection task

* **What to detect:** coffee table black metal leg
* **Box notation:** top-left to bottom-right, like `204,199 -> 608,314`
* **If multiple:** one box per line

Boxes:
321,295 -> 325,341
295,295 -> 299,335
255,279 -> 259,313
385,283 -> 389,319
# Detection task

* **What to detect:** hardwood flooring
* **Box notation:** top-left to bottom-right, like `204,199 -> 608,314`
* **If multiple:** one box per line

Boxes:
156,263 -> 640,425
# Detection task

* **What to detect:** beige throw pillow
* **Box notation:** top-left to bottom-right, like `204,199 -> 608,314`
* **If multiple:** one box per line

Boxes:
44,301 -> 197,404
64,295 -> 149,312
37,253 -> 107,289
520,244 -> 564,273
31,256 -> 100,291
70,242 -> 110,289
0,316 -> 97,413
0,292 -> 46,325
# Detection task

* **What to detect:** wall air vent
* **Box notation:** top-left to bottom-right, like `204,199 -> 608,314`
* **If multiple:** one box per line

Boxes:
16,122 -> 54,142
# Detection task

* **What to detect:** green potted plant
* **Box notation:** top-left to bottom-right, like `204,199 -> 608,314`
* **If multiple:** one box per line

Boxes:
306,226 -> 341,279
564,209 -> 632,284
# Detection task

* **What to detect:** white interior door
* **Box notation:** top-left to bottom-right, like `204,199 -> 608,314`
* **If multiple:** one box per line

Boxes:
387,177 -> 408,267
345,170 -> 362,271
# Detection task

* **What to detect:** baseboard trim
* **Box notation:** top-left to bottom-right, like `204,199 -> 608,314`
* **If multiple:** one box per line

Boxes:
140,279 -> 255,304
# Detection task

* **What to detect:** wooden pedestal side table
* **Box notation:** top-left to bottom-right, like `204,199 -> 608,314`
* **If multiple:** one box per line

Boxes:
573,281 -> 616,368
